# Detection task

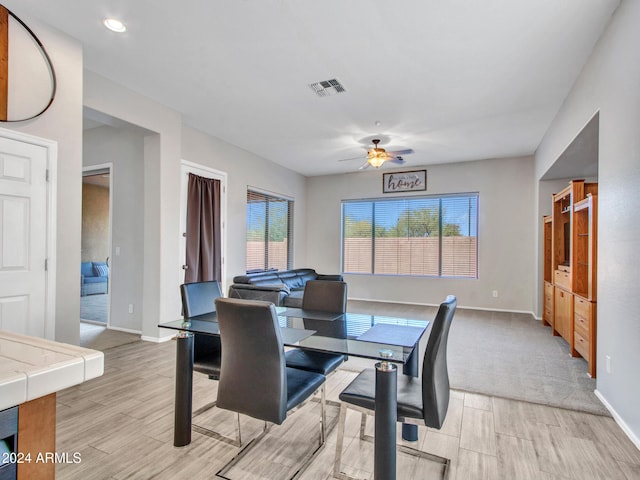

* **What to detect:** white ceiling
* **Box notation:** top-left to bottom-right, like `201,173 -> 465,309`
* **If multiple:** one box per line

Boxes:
6,0 -> 619,176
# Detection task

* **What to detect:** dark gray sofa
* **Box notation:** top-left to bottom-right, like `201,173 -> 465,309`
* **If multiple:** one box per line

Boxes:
228,268 -> 343,307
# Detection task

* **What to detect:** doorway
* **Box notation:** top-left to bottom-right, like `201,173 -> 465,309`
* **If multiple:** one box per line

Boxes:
81,165 -> 112,326
179,160 -> 227,290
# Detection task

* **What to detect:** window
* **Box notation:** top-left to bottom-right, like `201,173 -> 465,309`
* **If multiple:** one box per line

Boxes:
246,189 -> 293,272
342,193 -> 478,278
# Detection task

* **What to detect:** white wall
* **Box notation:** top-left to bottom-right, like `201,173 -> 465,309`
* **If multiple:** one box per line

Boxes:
83,126 -> 145,332
83,71 -> 183,339
307,156 -> 535,312
1,11 -> 83,344
181,126 -> 308,290
534,0 -> 640,445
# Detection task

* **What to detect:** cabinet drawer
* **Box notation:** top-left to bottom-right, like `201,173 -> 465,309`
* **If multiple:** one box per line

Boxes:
544,291 -> 553,305
544,282 -> 554,297
544,307 -> 553,324
574,295 -> 591,319
574,313 -> 589,338
554,270 -> 571,290
574,331 -> 589,361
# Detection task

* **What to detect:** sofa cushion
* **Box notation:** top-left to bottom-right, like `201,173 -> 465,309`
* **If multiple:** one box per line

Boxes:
282,289 -> 304,308
81,262 -> 94,277
93,262 -> 109,277
83,276 -> 107,284
297,271 -> 318,285
250,275 -> 282,286
278,272 -> 304,289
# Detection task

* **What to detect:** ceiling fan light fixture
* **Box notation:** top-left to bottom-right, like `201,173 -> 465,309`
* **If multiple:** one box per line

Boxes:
368,153 -> 386,168
367,139 -> 387,167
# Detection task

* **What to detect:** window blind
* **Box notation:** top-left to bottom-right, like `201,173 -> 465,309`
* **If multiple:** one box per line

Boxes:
342,193 -> 478,278
246,190 -> 293,272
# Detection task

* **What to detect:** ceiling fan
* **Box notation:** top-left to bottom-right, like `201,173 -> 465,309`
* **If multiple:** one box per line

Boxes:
339,139 -> 414,169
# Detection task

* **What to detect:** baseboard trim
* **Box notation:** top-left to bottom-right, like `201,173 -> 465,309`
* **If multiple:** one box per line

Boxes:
594,389 -> 640,449
107,325 -> 142,335
141,334 -> 174,343
348,297 -> 536,317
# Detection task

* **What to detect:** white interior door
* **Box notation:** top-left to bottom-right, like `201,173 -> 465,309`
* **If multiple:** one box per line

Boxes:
0,134 -> 48,336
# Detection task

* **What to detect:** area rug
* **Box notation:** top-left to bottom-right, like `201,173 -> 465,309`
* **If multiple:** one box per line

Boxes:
348,300 -> 609,416
80,293 -> 108,323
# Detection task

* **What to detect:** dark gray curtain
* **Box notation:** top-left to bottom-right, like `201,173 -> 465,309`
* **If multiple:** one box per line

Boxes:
185,173 -> 221,283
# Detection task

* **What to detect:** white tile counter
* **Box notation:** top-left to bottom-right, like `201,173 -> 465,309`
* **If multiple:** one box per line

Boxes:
0,330 -> 104,410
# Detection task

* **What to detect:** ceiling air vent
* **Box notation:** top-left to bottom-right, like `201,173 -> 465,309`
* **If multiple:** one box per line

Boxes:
309,78 -> 346,97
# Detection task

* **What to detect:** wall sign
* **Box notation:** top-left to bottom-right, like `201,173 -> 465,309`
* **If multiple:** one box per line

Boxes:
382,170 -> 427,193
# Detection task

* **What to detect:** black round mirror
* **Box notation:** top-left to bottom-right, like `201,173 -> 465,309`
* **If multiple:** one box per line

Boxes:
0,5 -> 57,122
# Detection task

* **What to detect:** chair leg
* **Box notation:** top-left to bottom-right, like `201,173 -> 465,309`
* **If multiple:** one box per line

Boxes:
217,384 -> 328,480
192,399 -> 217,417
216,421 -> 272,480
320,383 -> 327,444
359,412 -> 368,441
333,403 -> 451,480
290,384 -> 328,480
193,411 -> 245,448
398,443 -> 451,479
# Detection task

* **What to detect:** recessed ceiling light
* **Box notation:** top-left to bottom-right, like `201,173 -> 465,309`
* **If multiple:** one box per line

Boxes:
103,18 -> 126,33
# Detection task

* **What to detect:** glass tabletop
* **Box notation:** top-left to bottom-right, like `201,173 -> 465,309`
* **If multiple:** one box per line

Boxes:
159,307 -> 429,365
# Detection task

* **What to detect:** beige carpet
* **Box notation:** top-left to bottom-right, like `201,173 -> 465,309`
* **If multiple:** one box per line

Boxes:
80,293 -> 109,323
348,300 -> 609,416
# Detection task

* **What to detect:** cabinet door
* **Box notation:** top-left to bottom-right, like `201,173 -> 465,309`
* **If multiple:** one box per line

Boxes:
554,288 -> 572,341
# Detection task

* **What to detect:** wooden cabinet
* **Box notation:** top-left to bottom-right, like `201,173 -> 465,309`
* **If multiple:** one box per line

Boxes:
544,180 -> 598,377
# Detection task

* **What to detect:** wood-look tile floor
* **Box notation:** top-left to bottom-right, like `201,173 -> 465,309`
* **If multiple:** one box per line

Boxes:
55,340 -> 640,480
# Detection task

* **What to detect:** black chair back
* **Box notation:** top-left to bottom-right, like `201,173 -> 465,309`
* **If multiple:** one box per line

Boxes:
421,295 -> 457,429
180,281 -> 223,376
302,280 -> 347,313
215,298 -> 288,425
180,281 -> 222,317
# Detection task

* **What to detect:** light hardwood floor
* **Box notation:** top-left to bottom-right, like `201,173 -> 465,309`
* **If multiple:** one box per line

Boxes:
54,338 -> 640,480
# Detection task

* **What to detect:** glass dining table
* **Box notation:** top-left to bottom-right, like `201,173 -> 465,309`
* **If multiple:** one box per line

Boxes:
159,306 -> 430,480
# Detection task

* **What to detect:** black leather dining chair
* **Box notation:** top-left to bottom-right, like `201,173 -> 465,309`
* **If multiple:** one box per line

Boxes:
180,281 -> 229,441
214,297 -> 327,479
180,281 -> 223,380
285,280 -> 348,376
333,295 -> 457,480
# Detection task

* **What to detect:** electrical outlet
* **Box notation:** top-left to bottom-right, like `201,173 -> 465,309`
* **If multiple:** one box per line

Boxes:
605,355 -> 611,374
128,304 -> 134,314
492,290 -> 498,298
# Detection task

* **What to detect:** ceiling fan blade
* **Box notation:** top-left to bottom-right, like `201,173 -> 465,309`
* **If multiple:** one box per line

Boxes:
386,148 -> 414,156
358,161 -> 370,170
390,156 -> 406,165
338,155 -> 366,162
